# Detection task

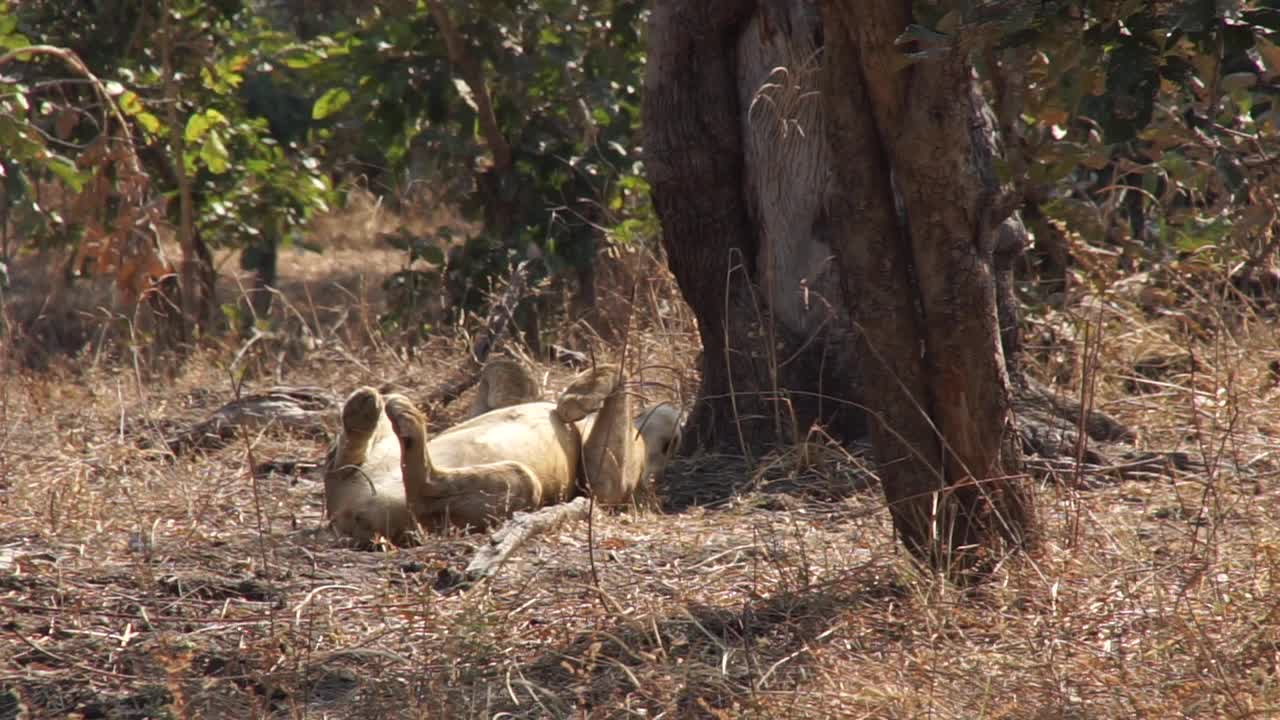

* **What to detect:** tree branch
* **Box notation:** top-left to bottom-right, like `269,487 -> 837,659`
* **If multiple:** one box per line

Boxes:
0,44 -> 146,184
424,1 -> 513,172
421,258 -> 533,409
434,497 -> 592,593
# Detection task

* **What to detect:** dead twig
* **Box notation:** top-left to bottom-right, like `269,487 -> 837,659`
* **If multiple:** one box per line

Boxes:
435,496 -> 592,594
421,259 -> 534,409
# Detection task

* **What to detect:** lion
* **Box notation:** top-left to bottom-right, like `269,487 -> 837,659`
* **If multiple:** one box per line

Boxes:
324,363 -> 681,544
467,356 -> 542,419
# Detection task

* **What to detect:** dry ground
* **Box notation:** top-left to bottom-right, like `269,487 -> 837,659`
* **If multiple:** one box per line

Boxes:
1,206 -> 1278,718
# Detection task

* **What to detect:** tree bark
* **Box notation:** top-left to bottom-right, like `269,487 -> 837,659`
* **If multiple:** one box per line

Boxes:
159,0 -> 218,340
820,6 -> 947,563
646,0 -> 1038,572
425,1 -> 512,176
824,0 -> 1037,568
645,0 -> 867,456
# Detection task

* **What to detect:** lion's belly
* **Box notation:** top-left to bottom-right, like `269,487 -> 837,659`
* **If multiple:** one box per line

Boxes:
429,403 -> 580,502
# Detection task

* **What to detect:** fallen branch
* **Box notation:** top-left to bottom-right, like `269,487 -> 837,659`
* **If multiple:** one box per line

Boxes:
1013,377 -> 1135,444
422,259 -> 534,409
163,386 -> 336,456
434,496 -> 591,594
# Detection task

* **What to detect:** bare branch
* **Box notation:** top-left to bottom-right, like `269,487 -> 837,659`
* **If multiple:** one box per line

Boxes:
424,2 -> 513,172
435,497 -> 592,593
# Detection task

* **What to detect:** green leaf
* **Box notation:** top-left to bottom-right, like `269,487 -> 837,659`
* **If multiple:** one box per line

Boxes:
135,112 -> 161,135
0,32 -> 30,51
312,87 -> 352,119
119,91 -> 140,114
284,54 -> 319,69
200,131 -> 229,174
220,303 -> 243,330
184,109 -> 229,143
204,109 -> 229,126
45,155 -> 87,192
185,113 -> 210,143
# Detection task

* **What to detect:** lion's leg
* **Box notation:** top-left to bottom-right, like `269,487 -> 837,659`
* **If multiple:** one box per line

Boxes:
421,465 -> 544,531
334,386 -> 385,468
557,366 -> 642,505
384,393 -> 543,531
326,386 -> 386,524
325,387 -> 414,544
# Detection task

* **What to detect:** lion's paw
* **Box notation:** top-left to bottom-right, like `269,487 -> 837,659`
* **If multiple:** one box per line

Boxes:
556,365 -> 622,422
342,386 -> 385,436
383,394 -> 427,441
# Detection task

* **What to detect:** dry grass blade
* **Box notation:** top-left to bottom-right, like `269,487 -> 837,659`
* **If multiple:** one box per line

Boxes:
2,201 -> 1278,719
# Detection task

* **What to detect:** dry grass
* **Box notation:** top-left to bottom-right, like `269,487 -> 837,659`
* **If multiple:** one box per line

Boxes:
1,210 -> 1279,718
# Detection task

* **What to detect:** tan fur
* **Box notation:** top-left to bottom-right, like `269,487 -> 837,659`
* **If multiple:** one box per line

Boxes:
634,403 -> 682,482
323,361 -> 682,544
325,388 -> 580,543
467,357 -> 541,419
557,366 -> 643,504
384,394 -> 543,531
325,387 -> 416,545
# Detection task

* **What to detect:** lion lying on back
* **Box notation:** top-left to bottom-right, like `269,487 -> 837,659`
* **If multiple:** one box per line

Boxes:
323,362 -> 681,545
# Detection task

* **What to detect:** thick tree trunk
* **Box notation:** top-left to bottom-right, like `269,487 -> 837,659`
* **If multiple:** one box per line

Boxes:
647,0 -> 1038,572
824,0 -> 1037,568
645,0 -> 866,455
820,7 -> 947,563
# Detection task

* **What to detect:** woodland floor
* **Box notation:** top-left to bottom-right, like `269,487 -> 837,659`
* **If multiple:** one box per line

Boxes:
1,198 -> 1278,719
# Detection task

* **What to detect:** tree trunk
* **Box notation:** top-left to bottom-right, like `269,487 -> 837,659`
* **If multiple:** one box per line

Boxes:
160,0 -> 217,342
645,0 -> 867,456
573,249 -> 601,338
828,0 -> 1036,569
819,6 -> 946,563
239,233 -> 277,328
646,0 -> 1039,572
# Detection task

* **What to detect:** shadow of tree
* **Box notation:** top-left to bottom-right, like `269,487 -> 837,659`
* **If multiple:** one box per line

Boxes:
659,452 -> 880,513
472,577 -> 907,718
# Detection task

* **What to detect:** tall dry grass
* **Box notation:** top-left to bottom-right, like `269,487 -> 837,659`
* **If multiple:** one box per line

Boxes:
0,197 -> 1278,718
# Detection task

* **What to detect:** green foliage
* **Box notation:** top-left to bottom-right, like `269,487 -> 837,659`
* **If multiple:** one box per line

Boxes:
297,1 -> 650,328
0,20 -> 87,250
925,1 -> 1280,274
379,225 -> 449,336
2,0 -> 652,347
4,1 -> 333,262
